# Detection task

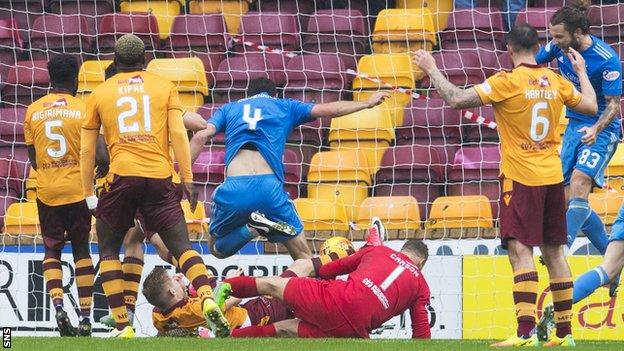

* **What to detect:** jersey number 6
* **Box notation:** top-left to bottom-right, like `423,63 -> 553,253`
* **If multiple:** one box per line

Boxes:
530,102 -> 550,142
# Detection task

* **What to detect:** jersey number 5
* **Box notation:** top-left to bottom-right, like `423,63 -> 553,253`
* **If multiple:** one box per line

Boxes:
243,104 -> 262,130
530,102 -> 550,142
44,120 -> 67,158
117,96 -> 152,133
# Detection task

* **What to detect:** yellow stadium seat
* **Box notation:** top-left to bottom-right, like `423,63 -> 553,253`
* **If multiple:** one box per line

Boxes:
354,54 -> 416,89
3,202 -> 40,235
352,92 -> 408,126
120,0 -> 182,39
589,192 -> 624,225
372,9 -> 437,55
24,167 -> 37,201
180,200 -> 208,235
189,0 -> 249,34
328,103 -> 395,173
77,60 -> 113,101
607,143 -> 624,177
307,150 -> 371,221
426,195 -> 493,229
356,196 -> 421,230
395,0 -> 453,32
146,57 -> 208,112
294,198 -> 350,232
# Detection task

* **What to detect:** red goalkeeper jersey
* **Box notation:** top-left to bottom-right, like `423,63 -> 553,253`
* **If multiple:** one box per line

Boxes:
318,245 -> 431,338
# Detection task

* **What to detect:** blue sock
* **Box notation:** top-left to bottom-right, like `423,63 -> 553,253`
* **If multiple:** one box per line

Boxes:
566,198 -> 591,248
581,210 -> 609,255
573,266 -> 609,304
214,226 -> 253,257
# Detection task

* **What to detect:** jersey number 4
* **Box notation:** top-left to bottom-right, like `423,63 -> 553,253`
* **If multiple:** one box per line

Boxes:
243,104 -> 262,130
44,120 -> 67,158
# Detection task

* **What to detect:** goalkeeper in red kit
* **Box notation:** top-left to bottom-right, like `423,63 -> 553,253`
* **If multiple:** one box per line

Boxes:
224,240 -> 431,339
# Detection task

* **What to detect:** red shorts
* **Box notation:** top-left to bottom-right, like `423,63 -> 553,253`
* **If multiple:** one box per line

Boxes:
283,277 -> 360,338
499,178 -> 567,249
135,182 -> 185,239
37,199 -> 91,251
97,175 -> 184,235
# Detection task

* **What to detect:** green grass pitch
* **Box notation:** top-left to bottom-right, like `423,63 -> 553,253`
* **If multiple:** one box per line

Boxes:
11,338 -> 623,351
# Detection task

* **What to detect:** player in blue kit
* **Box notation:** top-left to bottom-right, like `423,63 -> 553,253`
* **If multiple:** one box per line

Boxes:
190,78 -> 388,259
535,2 -> 622,289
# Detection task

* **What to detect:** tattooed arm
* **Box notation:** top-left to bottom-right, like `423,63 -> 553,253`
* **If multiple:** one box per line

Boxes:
578,95 -> 621,146
412,50 -> 484,109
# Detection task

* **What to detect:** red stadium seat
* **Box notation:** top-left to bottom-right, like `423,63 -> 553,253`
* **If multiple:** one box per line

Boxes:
284,53 -> 347,104
193,149 -> 226,185
235,11 -> 300,52
397,98 -> 462,145
0,18 -> 22,80
588,4 -> 624,42
213,55 -> 277,103
0,1 -> 44,40
374,144 -> 445,220
48,0 -> 115,28
420,51 -> 485,88
255,0 -> 316,32
163,14 -> 229,86
283,148 -> 302,199
440,7 -> 505,51
97,12 -> 160,62
303,9 -> 368,71
462,105 -> 500,143
2,60 -> 49,107
515,8 -> 558,45
0,107 -> 26,146
29,14 -> 92,62
287,113 -> 329,147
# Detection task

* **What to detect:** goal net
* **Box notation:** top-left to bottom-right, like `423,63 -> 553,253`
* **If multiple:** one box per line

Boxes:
0,0 -> 622,339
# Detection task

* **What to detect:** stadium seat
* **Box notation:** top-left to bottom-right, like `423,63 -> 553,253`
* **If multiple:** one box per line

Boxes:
0,157 -> 21,198
192,149 -> 225,185
396,98 -> 462,145
293,198 -> 350,232
302,9 -> 368,71
395,0 -> 453,32
49,0 -> 115,28
163,14 -> 229,86
589,192 -> 624,226
235,11 -> 300,52
146,58 -> 209,112
77,60 -> 113,101
420,51 -> 485,88
515,8 -> 558,45
588,3 -> 624,42
462,105 -> 500,143
307,150 -> 371,221
180,200 -> 208,236
0,188 -> 17,229
3,201 -> 40,235
256,0 -> 316,32
287,117 -> 328,147
0,107 -> 26,146
447,146 -> 501,219
426,195 -> 494,229
372,9 -> 437,54
328,102 -> 395,174
29,14 -> 92,62
2,60 -> 49,107
188,0 -> 250,34
97,13 -> 160,62
374,144 -> 445,220
605,145 -> 624,193
356,196 -> 421,230
0,19 -> 23,80
0,0 -> 44,40
284,54 -> 347,104
0,145 -> 30,185
120,0 -> 182,39
283,148 -> 303,200
23,167 -> 36,201
213,55 -> 277,103
440,7 -> 505,51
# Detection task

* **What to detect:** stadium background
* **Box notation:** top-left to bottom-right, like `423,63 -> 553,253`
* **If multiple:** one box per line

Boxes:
0,0 -> 623,340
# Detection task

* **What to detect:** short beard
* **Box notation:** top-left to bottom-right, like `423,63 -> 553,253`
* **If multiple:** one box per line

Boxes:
570,36 -> 581,51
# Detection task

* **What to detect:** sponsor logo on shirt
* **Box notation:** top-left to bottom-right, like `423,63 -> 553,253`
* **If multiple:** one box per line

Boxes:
117,75 -> 144,85
603,70 -> 621,81
43,98 -> 68,108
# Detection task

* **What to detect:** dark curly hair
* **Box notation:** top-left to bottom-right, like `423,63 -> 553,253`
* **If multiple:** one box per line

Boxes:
47,54 -> 79,89
550,0 -> 591,35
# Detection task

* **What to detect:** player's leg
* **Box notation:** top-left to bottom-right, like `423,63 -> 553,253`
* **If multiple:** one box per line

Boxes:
67,200 -> 95,336
121,223 -> 145,319
147,232 -> 176,266
225,275 -> 289,300
231,319 -> 300,338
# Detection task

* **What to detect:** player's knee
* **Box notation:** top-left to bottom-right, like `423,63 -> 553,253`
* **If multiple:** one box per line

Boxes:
570,171 -> 593,198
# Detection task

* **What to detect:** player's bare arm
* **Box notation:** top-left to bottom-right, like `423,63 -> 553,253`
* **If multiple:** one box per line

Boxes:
309,91 -> 389,119
27,145 -> 37,171
412,49 -> 483,109
578,95 -> 621,146
168,108 -> 198,211
566,48 -> 598,117
183,111 -> 208,132
190,123 -> 218,164
80,128 -> 100,212
95,135 -> 110,179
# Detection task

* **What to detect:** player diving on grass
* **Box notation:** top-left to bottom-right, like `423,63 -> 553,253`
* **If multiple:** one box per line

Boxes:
536,1 -> 623,296
189,77 -> 388,260
413,22 -> 598,346
80,34 -> 229,338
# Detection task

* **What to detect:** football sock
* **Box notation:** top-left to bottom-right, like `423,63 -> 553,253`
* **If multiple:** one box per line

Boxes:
165,252 -> 179,268
224,276 -> 259,298
231,324 -> 276,338
99,257 -> 129,330
178,249 -> 213,301
581,210 -> 609,255
566,198 -> 591,248
280,270 -> 298,278
122,256 -> 143,312
74,257 -> 95,318
550,277 -> 574,338
214,226 -> 253,257
43,256 -> 64,308
512,269 -> 538,338
311,249 -> 356,276
573,266 -> 608,304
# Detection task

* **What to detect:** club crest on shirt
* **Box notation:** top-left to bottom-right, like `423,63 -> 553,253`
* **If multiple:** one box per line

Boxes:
43,97 -> 68,108
603,70 -> 620,81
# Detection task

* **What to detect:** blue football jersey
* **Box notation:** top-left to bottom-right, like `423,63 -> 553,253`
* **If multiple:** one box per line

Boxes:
207,93 -> 314,182
536,36 -> 622,130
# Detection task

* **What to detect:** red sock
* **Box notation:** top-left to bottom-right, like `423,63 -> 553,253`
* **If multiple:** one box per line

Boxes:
231,325 -> 276,338
224,276 -> 259,298
280,269 -> 298,278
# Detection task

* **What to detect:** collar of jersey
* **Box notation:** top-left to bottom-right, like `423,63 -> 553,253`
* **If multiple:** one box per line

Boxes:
250,92 -> 273,99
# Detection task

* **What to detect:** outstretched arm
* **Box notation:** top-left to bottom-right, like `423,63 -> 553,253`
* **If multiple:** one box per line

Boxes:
183,111 -> 208,132
309,92 -> 389,119
189,123 -> 218,164
412,50 -> 484,109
